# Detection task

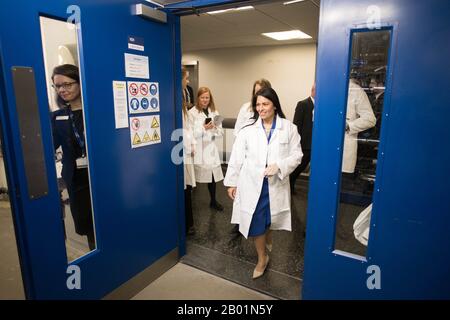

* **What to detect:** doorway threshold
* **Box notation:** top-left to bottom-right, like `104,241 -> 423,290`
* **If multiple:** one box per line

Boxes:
181,242 -> 302,300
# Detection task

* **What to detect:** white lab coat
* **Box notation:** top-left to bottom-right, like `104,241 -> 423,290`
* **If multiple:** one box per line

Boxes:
224,116 -> 303,238
189,106 -> 224,183
234,102 -> 254,137
183,112 -> 196,189
342,80 -> 376,173
353,203 -> 372,246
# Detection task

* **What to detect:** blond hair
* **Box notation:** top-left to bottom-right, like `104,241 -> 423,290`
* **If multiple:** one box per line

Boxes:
195,87 -> 216,113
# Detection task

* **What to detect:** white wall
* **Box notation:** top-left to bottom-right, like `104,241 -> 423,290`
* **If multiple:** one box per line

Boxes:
39,17 -> 78,111
183,43 -> 316,121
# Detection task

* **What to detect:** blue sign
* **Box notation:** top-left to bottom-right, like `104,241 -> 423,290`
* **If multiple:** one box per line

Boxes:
130,98 -> 140,110
128,36 -> 144,46
150,84 -> 158,95
150,98 -> 159,109
141,98 -> 149,110
128,36 -> 144,51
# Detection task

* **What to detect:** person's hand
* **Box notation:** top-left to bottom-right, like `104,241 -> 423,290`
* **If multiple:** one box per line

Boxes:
228,187 -> 237,200
264,164 -> 279,177
203,121 -> 214,130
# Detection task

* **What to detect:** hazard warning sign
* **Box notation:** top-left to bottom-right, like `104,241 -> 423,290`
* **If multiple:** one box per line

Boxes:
127,81 -> 160,114
151,116 -> 159,128
133,133 -> 142,145
142,131 -> 151,143
129,115 -> 161,148
152,130 -> 161,142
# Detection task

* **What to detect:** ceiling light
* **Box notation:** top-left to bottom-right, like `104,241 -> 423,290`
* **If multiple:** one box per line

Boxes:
283,0 -> 306,5
262,30 -> 312,41
207,6 -> 254,15
145,0 -> 164,8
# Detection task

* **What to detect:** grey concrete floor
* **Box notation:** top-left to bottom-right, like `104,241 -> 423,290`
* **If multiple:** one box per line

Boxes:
132,263 -> 276,300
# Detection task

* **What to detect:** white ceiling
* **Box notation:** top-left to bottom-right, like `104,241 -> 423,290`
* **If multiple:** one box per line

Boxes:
180,0 -> 320,52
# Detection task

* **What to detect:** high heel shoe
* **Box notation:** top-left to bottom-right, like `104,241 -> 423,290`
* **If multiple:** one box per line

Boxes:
266,243 -> 272,252
252,255 -> 269,279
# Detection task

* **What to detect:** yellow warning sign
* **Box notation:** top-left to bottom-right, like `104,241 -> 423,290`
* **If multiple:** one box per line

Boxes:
151,117 -> 160,128
152,130 -> 160,141
142,131 -> 151,142
133,133 -> 142,145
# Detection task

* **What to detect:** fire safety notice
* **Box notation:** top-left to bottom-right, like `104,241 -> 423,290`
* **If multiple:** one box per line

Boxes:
129,115 -> 161,148
127,81 -> 160,114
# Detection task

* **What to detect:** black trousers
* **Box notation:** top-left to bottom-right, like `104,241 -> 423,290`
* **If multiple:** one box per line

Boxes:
289,150 -> 311,192
67,168 -> 96,250
207,176 -> 218,204
184,185 -> 194,231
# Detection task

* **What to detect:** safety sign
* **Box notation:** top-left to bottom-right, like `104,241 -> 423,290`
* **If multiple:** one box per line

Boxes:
127,81 -> 160,114
130,115 -> 161,149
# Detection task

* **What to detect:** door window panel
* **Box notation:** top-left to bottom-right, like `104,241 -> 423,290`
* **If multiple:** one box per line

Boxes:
334,29 -> 391,257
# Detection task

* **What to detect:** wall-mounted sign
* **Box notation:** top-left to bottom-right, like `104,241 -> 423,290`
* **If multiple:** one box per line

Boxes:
112,81 -> 128,129
130,115 -> 161,148
125,53 -> 149,79
128,36 -> 144,51
127,81 -> 160,114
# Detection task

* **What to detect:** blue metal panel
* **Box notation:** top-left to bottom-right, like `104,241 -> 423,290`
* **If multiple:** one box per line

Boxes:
304,0 -> 450,299
0,0 -> 183,299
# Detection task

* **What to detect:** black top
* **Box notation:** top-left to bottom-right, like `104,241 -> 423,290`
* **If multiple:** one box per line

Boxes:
51,107 -> 86,189
185,85 -> 195,109
293,97 -> 314,151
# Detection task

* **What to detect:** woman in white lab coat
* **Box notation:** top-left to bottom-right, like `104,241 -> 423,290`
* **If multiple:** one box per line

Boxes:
188,87 -> 224,211
224,88 -> 303,279
233,78 -> 272,137
182,67 -> 196,235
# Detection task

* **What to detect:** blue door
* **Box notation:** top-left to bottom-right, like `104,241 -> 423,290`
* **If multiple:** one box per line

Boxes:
0,0 -> 186,299
303,0 -> 450,299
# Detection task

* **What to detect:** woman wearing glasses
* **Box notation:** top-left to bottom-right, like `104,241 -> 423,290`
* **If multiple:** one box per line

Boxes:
51,64 -> 95,250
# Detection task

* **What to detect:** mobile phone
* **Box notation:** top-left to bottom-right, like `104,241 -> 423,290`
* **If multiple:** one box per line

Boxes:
204,117 -> 212,125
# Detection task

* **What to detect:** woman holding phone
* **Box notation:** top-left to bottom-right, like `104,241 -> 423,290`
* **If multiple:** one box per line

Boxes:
188,87 -> 224,211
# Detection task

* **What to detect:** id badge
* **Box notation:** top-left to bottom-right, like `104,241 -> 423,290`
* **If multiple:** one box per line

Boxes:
76,157 -> 88,169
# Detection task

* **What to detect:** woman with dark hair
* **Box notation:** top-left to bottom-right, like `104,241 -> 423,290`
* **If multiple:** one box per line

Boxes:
224,87 -> 302,279
51,64 -> 95,250
234,78 -> 272,137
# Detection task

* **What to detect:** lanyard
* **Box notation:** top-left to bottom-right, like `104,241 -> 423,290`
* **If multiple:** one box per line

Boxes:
263,115 -> 277,169
66,105 -> 86,157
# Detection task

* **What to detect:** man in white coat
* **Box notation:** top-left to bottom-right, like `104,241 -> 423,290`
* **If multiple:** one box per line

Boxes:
224,88 -> 302,279
342,79 -> 377,173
